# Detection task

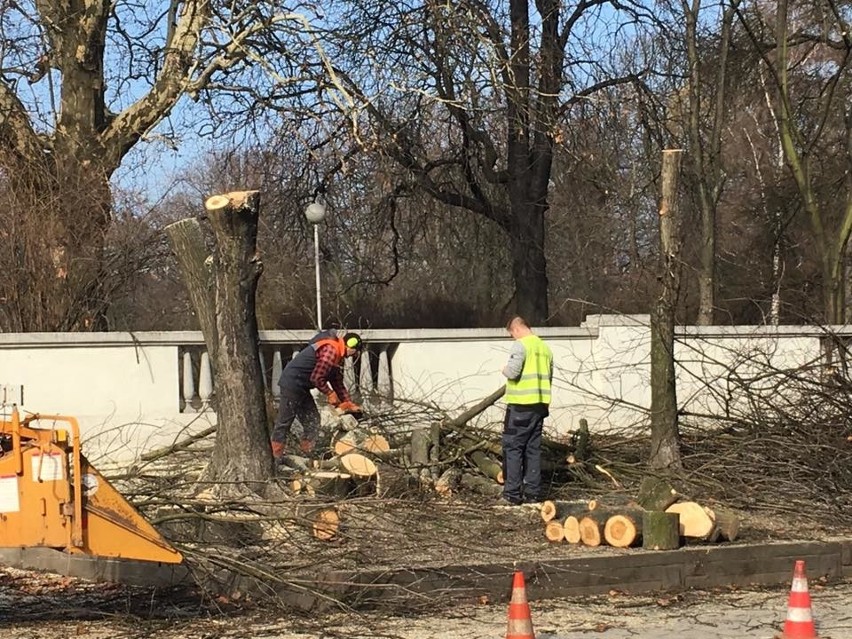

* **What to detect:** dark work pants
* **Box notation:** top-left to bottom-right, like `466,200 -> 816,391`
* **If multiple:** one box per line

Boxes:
271,390 -> 320,445
501,406 -> 544,502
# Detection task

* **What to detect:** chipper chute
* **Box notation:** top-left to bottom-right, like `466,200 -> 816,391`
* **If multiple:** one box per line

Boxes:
0,407 -> 183,573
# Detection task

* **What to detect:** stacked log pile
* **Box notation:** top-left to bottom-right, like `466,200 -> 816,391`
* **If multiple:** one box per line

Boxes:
539,476 -> 741,550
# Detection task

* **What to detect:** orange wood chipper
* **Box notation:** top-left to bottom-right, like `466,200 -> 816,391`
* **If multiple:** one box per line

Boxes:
0,406 -> 182,565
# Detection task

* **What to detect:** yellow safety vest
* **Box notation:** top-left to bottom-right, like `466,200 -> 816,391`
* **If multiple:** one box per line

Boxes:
505,334 -> 552,405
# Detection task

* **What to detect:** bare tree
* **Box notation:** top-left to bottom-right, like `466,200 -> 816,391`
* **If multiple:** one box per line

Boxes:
316,0 -> 654,325
0,1 -> 328,330
736,0 -> 852,324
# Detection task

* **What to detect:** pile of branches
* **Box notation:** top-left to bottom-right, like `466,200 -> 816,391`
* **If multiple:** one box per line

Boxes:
107,368 -> 852,613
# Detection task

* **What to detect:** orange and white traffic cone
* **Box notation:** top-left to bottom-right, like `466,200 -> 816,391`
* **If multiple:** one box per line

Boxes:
776,560 -> 819,639
506,570 -> 535,639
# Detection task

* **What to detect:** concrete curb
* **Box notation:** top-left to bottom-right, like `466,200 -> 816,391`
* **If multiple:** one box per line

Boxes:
2,539 -> 849,612
267,538 -> 852,611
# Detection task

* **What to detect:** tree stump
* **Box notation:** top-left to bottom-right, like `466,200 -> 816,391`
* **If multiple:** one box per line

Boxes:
642,511 -> 681,550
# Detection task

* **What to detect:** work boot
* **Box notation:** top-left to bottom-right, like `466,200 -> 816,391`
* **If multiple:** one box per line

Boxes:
299,438 -> 315,455
271,440 -> 286,462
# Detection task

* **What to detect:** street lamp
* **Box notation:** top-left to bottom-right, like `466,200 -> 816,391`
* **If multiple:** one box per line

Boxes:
304,193 -> 326,330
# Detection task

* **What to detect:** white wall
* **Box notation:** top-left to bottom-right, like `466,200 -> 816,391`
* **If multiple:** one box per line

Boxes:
0,317 -> 838,466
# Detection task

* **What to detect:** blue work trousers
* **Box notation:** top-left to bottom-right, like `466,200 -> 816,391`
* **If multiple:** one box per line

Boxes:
501,406 -> 544,502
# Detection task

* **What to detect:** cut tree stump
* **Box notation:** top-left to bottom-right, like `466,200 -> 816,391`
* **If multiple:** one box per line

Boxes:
545,520 -> 565,543
603,509 -> 645,548
642,511 -> 681,550
578,511 -> 611,547
564,515 -> 581,544
665,501 -> 715,538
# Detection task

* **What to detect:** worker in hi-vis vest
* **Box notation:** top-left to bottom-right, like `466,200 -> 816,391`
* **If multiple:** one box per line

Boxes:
500,316 -> 553,505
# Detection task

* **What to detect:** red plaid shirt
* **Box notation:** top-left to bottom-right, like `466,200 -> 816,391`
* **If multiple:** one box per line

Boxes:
310,343 -> 350,401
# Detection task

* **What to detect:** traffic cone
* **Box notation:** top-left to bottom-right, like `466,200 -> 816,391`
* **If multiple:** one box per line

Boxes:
776,560 -> 819,639
506,570 -> 535,639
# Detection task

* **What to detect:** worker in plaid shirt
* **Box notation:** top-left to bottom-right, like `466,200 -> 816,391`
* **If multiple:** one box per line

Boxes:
271,329 -> 364,461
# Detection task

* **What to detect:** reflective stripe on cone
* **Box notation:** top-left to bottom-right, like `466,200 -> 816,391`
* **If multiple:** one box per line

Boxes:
777,560 -> 819,639
506,571 -> 535,639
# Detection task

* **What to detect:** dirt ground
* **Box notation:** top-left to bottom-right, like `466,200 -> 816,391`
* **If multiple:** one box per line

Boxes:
1,566 -> 849,639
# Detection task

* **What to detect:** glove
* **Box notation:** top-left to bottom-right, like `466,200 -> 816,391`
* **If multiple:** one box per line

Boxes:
327,391 -> 341,407
338,400 -> 362,414
299,438 -> 315,454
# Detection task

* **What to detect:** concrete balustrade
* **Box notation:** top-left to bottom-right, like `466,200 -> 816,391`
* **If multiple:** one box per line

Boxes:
0,316 -> 841,467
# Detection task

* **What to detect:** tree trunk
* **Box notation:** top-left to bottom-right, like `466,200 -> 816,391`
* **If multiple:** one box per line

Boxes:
649,149 -> 684,470
507,204 -> 549,324
204,191 -> 273,487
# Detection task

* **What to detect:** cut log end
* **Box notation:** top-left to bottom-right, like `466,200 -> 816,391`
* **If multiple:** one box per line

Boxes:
339,453 -> 377,478
311,508 -> 340,541
564,516 -> 581,544
578,514 -> 607,547
205,190 -> 260,211
544,521 -> 565,543
604,514 -> 641,548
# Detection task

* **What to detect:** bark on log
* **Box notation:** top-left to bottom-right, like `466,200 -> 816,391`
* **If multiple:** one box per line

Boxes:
573,418 -> 591,462
665,501 -> 714,538
459,473 -> 503,497
563,515 -> 581,544
642,511 -> 681,550
545,520 -> 565,543
444,386 -> 505,428
540,500 -> 587,524
636,476 -> 680,511
411,428 -> 431,474
588,496 -> 638,512
604,509 -> 646,548
578,511 -> 612,547
705,506 -> 740,542
290,471 -> 353,499
469,449 -> 504,484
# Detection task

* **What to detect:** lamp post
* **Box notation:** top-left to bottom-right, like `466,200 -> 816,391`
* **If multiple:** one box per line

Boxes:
304,194 -> 326,330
